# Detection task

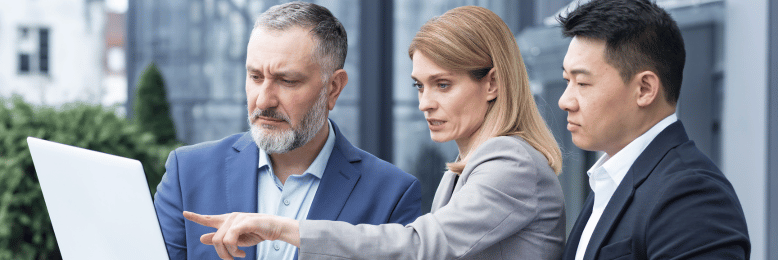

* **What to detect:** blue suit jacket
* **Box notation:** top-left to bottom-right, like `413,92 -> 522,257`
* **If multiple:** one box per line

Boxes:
562,121 -> 750,260
154,121 -> 421,260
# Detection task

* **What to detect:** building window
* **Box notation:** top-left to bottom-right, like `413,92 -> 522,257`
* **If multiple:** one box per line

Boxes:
17,26 -> 50,75
19,54 -> 30,72
39,28 -> 49,73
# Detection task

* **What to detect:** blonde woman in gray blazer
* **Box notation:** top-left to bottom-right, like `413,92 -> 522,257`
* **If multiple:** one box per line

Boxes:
185,6 -> 565,260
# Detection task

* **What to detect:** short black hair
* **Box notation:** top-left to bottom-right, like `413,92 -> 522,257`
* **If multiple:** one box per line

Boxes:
558,0 -> 685,104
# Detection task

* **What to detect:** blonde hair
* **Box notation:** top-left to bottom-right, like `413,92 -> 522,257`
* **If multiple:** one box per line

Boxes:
409,6 -> 562,174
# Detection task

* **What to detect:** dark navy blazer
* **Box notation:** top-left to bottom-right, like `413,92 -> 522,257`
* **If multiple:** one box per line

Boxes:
154,121 -> 421,260
562,121 -> 750,260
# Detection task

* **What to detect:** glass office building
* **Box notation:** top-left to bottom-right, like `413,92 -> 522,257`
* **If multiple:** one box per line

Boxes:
127,1 -> 778,258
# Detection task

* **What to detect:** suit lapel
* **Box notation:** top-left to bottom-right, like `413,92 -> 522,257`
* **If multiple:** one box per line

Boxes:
224,133 -> 259,212
224,132 -> 259,260
563,192 -> 594,260
628,121 -> 689,188
583,121 -> 689,259
583,174 -> 635,260
306,121 -> 361,221
430,171 -> 457,211
225,132 -> 260,213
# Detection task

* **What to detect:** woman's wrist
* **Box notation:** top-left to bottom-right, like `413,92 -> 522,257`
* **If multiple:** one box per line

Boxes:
278,217 -> 301,247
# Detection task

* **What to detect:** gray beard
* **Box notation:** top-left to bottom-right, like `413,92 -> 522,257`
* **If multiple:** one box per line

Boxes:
248,87 -> 328,154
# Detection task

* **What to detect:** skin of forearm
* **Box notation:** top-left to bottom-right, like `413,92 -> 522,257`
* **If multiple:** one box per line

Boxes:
277,217 -> 300,247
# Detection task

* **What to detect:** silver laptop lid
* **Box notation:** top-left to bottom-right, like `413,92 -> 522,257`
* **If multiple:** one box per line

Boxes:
27,137 -> 169,260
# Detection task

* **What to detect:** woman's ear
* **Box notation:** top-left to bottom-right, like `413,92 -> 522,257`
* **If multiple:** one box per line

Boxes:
484,68 -> 498,102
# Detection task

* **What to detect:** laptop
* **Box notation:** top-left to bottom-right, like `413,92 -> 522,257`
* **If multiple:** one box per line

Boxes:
27,137 -> 169,260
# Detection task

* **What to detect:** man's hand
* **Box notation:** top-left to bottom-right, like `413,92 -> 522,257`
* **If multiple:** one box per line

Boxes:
183,211 -> 300,260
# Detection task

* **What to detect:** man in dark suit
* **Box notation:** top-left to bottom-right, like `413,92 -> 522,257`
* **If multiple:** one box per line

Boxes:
557,0 -> 750,259
153,2 -> 421,260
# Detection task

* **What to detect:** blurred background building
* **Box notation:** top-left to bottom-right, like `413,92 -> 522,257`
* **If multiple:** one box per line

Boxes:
0,0 -> 127,109
1,0 -> 776,259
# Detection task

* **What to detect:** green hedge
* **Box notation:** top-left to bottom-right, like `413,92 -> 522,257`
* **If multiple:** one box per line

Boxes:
0,97 -> 179,259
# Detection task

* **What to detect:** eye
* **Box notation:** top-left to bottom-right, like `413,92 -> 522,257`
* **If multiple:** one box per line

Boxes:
412,81 -> 423,90
280,79 -> 298,86
248,71 -> 263,80
438,83 -> 450,89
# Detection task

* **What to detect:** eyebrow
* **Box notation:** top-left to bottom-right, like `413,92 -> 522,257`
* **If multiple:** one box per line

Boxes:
272,71 -> 305,79
246,66 -> 305,79
561,66 -> 591,76
411,72 -> 454,82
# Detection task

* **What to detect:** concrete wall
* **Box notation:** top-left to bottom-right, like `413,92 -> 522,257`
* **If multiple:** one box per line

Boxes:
723,0 -> 768,259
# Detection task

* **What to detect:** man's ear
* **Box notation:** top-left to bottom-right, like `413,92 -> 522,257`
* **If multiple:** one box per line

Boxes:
484,68 -> 499,102
635,70 -> 661,107
327,69 -> 348,110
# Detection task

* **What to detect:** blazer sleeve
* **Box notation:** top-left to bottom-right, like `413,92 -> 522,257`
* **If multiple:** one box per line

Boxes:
646,170 -> 750,259
299,137 -> 549,259
387,179 -> 422,225
153,150 -> 187,260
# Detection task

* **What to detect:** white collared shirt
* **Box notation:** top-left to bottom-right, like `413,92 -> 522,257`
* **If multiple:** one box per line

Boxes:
256,120 -> 336,260
574,114 -> 677,260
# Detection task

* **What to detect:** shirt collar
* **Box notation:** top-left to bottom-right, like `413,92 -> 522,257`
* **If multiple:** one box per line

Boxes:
258,119 -> 336,179
587,113 -> 678,185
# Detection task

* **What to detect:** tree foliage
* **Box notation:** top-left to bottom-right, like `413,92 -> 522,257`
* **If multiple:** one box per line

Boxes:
0,96 -> 179,259
134,63 -> 178,144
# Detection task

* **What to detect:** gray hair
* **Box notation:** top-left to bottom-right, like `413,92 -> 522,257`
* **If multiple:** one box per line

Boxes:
254,1 -> 348,79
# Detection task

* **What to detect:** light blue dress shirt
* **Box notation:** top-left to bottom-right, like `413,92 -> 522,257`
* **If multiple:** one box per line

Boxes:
256,120 -> 335,260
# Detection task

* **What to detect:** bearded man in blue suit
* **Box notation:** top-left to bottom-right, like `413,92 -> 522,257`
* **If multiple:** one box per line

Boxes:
153,2 -> 421,259
557,0 -> 749,259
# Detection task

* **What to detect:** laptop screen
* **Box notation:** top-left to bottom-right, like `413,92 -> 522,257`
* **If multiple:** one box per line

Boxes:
27,137 -> 169,260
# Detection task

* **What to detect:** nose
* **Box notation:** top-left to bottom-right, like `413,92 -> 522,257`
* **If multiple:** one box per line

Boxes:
418,89 -> 436,112
253,80 -> 279,110
558,83 -> 577,112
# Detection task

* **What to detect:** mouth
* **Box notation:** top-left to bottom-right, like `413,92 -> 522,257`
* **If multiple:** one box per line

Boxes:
426,119 -> 446,130
250,108 -> 290,125
250,116 -> 289,130
427,119 -> 445,126
256,116 -> 285,123
567,120 -> 581,131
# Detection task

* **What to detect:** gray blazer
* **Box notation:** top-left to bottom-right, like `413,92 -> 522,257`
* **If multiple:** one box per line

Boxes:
298,136 -> 565,259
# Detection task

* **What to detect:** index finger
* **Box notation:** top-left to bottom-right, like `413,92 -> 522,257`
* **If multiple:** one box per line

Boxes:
183,211 -> 225,229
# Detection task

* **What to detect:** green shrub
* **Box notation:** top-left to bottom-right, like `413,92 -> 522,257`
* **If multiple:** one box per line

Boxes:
0,96 -> 179,259
134,63 -> 178,144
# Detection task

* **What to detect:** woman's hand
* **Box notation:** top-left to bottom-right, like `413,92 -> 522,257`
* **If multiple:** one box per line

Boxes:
183,211 -> 300,259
